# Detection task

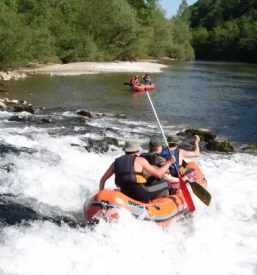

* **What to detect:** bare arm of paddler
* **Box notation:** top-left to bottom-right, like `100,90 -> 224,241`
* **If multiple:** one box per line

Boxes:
135,156 -> 175,179
99,162 -> 114,191
179,135 -> 200,165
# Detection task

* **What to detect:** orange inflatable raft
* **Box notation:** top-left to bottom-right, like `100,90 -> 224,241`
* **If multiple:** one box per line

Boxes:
84,162 -> 207,227
133,83 -> 155,91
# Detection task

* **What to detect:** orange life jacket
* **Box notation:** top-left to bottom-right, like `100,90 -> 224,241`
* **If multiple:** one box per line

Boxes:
130,78 -> 139,85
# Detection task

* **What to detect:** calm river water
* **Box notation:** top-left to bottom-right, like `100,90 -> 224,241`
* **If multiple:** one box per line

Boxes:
3,60 -> 257,144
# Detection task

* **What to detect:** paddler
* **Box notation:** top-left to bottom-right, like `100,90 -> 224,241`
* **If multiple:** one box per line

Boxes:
99,140 -> 175,202
130,76 -> 139,92
141,73 -> 151,85
140,136 -> 183,194
161,135 -> 200,183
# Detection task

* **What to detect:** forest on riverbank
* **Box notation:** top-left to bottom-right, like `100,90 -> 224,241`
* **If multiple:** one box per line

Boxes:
189,0 -> 257,62
1,0 -> 257,70
0,0 -> 193,70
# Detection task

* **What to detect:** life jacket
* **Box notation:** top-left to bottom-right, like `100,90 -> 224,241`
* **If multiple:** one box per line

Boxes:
161,148 -> 185,176
115,155 -> 169,202
114,155 -> 146,187
130,78 -> 139,85
140,153 -> 158,166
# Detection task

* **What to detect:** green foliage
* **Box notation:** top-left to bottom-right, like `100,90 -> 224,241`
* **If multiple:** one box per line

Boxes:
148,10 -> 172,57
127,0 -> 159,25
168,18 -> 195,59
177,0 -> 190,21
0,0 -> 195,69
189,0 -> 257,62
0,2 -> 32,69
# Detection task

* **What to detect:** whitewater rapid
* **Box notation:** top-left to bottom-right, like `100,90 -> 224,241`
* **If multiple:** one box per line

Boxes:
0,111 -> 257,275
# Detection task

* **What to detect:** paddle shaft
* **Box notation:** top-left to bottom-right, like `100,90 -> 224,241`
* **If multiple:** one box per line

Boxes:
144,88 -> 195,212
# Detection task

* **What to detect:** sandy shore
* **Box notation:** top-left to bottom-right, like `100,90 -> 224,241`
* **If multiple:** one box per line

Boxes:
22,61 -> 168,76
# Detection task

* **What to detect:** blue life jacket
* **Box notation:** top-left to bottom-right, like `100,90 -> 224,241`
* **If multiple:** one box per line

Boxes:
161,148 -> 180,176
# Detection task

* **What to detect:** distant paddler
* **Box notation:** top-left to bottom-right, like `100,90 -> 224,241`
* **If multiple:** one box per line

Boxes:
141,73 -> 151,85
130,75 -> 140,92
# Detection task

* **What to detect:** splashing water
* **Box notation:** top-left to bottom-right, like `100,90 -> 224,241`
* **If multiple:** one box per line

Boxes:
0,113 -> 257,275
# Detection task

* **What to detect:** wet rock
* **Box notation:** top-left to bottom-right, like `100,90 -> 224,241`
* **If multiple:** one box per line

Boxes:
102,113 -> 110,117
70,143 -> 81,147
241,146 -> 252,150
76,110 -> 95,118
0,164 -> 14,173
6,99 -> 20,105
105,127 -> 119,134
13,105 -> 34,114
84,137 -> 119,154
116,113 -> 126,119
103,137 -> 119,147
0,202 -> 39,225
9,113 -> 30,122
1,98 -> 11,103
0,89 -> 4,93
0,143 -> 20,155
240,145 -> 257,154
0,71 -> 27,81
178,128 -> 216,142
0,142 -> 36,156
0,102 -> 7,109
78,116 -> 90,124
41,118 -> 54,124
206,140 -> 234,153
85,138 -> 109,154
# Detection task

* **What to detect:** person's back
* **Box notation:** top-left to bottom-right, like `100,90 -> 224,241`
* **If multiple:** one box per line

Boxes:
99,140 -> 175,201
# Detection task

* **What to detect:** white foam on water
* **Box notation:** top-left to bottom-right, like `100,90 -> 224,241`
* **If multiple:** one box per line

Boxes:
62,111 -> 79,118
0,125 -> 257,274
0,132 -> 118,213
0,110 -> 12,118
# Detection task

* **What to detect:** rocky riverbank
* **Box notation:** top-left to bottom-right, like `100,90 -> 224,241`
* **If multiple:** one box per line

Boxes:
1,94 -> 256,155
0,71 -> 28,81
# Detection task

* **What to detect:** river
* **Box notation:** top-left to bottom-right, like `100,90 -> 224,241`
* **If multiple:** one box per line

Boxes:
0,61 -> 257,275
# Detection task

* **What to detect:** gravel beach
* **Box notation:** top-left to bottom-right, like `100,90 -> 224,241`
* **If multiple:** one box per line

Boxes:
24,61 -> 168,76
1,61 -> 168,80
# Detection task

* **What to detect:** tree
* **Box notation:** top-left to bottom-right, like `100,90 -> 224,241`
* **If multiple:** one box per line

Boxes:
177,0 -> 190,21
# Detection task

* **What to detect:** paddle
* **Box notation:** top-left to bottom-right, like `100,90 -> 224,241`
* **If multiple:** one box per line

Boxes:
182,162 -> 211,206
187,181 -> 211,206
144,88 -> 195,212
124,82 -> 142,86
